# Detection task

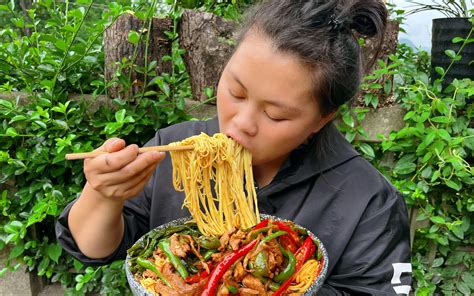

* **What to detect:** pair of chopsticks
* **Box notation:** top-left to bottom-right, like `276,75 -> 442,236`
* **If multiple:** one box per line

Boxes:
65,145 -> 194,160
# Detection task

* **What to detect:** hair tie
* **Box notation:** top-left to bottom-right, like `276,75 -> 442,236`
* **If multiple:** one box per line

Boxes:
328,14 -> 343,32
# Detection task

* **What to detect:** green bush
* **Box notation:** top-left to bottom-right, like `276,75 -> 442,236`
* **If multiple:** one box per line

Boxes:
0,1 -> 473,295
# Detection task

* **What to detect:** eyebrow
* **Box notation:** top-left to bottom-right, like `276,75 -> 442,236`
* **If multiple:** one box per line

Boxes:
229,70 -> 302,115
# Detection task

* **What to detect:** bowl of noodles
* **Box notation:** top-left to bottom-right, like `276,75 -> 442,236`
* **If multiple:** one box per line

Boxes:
125,214 -> 328,296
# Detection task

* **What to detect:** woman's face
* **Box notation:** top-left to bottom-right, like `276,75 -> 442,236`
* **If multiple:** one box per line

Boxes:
217,32 -> 332,167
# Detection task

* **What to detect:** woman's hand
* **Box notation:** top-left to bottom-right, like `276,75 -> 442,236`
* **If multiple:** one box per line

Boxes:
84,138 -> 165,203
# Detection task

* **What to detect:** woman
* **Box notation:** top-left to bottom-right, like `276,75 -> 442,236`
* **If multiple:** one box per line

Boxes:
57,0 -> 412,294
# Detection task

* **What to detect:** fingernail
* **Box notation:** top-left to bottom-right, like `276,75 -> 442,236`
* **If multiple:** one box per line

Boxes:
110,138 -> 120,146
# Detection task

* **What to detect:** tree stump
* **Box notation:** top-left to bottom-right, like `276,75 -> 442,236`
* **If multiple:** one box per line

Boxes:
353,20 -> 400,107
104,13 -> 173,100
179,10 -> 237,102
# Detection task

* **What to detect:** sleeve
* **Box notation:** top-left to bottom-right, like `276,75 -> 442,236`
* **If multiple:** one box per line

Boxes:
55,135 -> 161,266
318,190 -> 412,295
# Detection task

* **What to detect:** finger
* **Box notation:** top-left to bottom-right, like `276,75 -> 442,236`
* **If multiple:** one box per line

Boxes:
99,159 -> 159,200
95,151 -> 164,186
104,138 -> 126,153
99,144 -> 140,171
123,166 -> 157,198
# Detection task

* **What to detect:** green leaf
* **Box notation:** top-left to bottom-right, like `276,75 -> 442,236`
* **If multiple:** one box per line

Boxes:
115,109 -> 126,123
6,127 -> 18,137
451,225 -> 464,239
342,113 -> 354,128
432,257 -> 444,268
47,244 -> 62,263
435,66 -> 445,76
358,143 -> 375,158
445,252 -> 464,265
446,179 -> 462,191
431,216 -> 446,224
462,272 -> 474,289
431,170 -> 440,182
8,243 -> 25,260
33,120 -> 47,129
431,116 -> 451,123
54,40 -> 67,51
457,282 -> 471,295
128,30 -> 140,44
9,115 -> 27,123
452,37 -> 464,43
445,49 -> 457,59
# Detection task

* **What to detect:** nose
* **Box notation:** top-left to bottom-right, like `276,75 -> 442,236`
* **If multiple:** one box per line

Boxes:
233,105 -> 258,137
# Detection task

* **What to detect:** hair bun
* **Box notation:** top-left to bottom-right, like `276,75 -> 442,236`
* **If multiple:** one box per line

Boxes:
344,0 -> 387,38
350,15 -> 377,36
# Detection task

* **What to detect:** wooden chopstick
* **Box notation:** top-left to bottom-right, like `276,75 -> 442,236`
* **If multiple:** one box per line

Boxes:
65,145 -> 194,160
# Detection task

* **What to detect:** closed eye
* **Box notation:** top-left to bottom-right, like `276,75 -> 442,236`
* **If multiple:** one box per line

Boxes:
229,89 -> 245,100
264,111 -> 286,122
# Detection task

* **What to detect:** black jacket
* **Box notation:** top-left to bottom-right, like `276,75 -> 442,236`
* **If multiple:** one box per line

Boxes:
56,119 -> 412,295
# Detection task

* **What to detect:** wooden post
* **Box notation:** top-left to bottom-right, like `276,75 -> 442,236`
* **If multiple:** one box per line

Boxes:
104,13 -> 173,100
353,20 -> 400,107
179,9 -> 236,102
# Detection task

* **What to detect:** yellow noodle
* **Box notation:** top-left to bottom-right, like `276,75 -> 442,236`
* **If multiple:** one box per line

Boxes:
170,133 -> 260,237
288,259 -> 320,295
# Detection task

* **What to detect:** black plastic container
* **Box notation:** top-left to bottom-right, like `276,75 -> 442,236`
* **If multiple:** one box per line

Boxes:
431,18 -> 474,86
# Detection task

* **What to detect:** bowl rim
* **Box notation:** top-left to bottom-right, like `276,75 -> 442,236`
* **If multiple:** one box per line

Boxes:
125,214 -> 329,295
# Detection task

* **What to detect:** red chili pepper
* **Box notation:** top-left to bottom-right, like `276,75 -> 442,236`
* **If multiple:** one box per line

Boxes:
275,221 -> 302,246
184,262 -> 213,284
295,236 -> 315,270
279,234 -> 297,253
254,218 -> 269,230
274,236 -> 316,295
201,239 -> 258,296
272,273 -> 296,296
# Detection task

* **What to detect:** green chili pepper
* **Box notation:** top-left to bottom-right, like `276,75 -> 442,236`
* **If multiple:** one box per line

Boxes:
158,239 -> 189,279
259,231 -> 287,245
197,236 -> 221,250
273,250 -> 296,283
227,285 -> 238,294
243,226 -> 273,244
136,257 -> 172,288
252,251 -> 269,277
268,281 -> 281,291
203,249 -> 218,261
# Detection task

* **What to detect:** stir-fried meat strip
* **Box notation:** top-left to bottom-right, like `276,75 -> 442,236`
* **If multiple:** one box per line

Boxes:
262,240 -> 284,275
142,269 -> 157,279
153,262 -> 205,296
233,261 -> 247,282
243,274 -> 266,295
238,287 -> 261,295
216,285 -> 231,296
169,233 -> 191,258
229,229 -> 247,250
219,227 -> 237,251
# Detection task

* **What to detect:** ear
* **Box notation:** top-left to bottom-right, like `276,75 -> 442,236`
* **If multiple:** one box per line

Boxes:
311,111 -> 336,133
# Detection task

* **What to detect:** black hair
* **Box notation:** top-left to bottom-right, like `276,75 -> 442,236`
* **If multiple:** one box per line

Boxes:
236,0 -> 388,115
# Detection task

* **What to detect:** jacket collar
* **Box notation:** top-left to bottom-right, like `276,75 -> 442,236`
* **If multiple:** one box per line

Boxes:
258,123 -> 360,196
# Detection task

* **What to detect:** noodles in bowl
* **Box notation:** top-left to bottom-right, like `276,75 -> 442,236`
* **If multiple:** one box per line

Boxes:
125,215 -> 328,295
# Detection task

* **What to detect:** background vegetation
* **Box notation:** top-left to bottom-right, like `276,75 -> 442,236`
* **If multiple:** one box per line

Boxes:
0,0 -> 472,295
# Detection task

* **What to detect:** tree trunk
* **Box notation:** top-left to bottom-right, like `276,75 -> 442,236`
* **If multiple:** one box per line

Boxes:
179,9 -> 236,102
353,20 -> 400,107
104,13 -> 173,100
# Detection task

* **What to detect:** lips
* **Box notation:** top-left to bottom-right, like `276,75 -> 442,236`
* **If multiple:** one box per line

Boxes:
224,131 -> 249,150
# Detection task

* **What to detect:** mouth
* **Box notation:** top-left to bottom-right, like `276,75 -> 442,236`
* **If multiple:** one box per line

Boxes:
225,132 -> 248,150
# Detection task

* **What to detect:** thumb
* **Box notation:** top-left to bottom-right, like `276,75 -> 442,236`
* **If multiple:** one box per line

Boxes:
100,138 -> 126,153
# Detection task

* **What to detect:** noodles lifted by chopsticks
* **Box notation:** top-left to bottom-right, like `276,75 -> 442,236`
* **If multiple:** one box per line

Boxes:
169,133 -> 260,237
